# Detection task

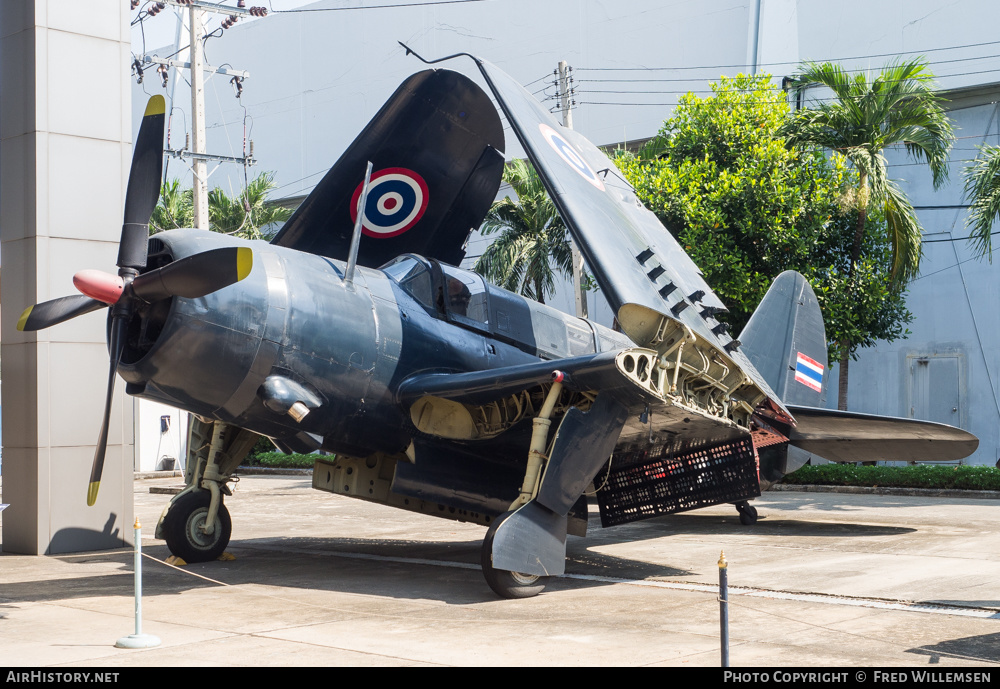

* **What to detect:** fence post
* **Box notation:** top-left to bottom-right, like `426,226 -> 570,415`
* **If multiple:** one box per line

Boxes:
719,550 -> 729,667
115,519 -> 161,649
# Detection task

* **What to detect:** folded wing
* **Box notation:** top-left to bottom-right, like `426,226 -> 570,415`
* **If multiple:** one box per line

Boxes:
473,60 -> 789,422
272,69 -> 505,268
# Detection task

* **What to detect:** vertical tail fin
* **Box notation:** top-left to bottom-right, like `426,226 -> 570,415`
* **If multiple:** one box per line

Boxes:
739,271 -> 827,408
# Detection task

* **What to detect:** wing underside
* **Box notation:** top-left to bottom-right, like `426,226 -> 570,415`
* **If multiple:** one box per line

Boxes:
399,347 -> 761,545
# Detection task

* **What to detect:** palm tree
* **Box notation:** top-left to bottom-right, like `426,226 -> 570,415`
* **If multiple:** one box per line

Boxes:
474,159 -> 573,305
779,58 -> 954,410
962,144 -> 1000,261
150,171 -> 292,240
150,178 -> 193,233
209,171 -> 292,240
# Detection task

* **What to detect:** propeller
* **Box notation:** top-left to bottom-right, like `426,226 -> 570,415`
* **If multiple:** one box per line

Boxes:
15,95 -> 254,506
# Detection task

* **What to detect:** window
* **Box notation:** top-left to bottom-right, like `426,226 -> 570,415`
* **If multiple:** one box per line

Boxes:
440,265 -> 489,328
382,255 -> 433,309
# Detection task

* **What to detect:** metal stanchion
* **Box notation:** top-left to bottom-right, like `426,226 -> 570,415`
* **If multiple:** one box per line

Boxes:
719,550 -> 729,667
115,519 -> 161,649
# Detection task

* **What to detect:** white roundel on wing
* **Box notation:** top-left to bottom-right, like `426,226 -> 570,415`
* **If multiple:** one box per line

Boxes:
538,123 -> 606,191
350,167 -> 430,238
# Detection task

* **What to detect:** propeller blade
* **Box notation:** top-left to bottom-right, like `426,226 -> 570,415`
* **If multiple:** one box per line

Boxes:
117,95 -> 166,272
88,315 -> 127,507
17,295 -> 107,332
131,247 -> 254,302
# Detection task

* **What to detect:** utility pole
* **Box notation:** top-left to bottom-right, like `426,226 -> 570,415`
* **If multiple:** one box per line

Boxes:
557,60 -> 587,319
136,1 -> 264,229
189,5 -> 208,229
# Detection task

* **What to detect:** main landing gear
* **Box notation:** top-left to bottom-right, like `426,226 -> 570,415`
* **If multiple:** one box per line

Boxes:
735,500 -> 758,525
480,511 -> 548,599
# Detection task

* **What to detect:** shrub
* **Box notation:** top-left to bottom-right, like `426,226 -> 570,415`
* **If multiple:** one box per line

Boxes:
781,464 -> 1000,491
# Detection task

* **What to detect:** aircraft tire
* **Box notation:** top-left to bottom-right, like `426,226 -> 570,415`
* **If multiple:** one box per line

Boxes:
737,501 -> 758,526
480,511 -> 548,599
162,490 -> 232,563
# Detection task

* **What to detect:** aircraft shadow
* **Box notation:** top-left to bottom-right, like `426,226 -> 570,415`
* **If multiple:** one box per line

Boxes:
762,491 -> 1000,511
0,533 -> 692,607
1,507 -> 914,608
906,632 -> 1000,664
584,511 -> 916,541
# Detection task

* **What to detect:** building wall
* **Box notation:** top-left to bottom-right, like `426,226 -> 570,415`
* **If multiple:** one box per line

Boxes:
841,96 -> 1000,465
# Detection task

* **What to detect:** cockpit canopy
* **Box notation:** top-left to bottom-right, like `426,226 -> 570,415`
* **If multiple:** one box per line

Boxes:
381,255 -> 631,360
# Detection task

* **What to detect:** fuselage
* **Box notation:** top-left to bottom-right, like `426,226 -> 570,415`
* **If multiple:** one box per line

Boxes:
117,229 -> 632,457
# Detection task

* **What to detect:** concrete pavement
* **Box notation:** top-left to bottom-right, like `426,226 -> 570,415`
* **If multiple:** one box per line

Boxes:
0,476 -> 998,667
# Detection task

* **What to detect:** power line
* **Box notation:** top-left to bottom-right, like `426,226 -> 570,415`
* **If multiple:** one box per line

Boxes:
910,255 -> 980,281
577,51 -> 1000,84
576,38 -> 1000,72
570,66 -> 1000,100
922,230 -> 1000,244
276,0 -> 487,12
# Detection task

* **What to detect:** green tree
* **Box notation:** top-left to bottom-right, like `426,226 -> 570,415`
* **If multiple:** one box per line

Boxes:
474,159 -> 575,305
616,73 -> 912,385
778,58 -> 954,409
962,144 -> 1000,261
150,171 -> 292,240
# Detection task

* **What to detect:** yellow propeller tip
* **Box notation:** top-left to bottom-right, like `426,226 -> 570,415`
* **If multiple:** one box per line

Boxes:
16,306 -> 32,332
236,247 -> 253,282
144,95 -> 166,118
86,482 -> 100,507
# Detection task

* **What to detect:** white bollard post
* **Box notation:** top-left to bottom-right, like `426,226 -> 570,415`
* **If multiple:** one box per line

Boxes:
115,519 -> 161,649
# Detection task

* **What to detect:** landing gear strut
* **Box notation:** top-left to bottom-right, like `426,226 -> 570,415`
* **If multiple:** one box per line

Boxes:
735,500 -> 758,525
480,511 -> 548,599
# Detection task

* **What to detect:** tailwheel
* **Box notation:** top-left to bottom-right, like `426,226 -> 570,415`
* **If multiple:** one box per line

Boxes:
735,500 -> 758,526
481,511 -> 548,599
162,490 -> 232,563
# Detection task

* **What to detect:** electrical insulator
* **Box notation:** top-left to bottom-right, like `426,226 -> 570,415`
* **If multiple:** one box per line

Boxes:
249,7 -> 268,16
157,63 -> 169,88
231,75 -> 244,99
147,2 -> 166,16
222,15 -> 238,29
132,58 -> 144,84
237,0 -> 246,6
130,0 -> 140,9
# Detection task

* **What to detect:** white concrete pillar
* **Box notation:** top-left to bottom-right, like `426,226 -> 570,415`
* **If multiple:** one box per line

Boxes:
1,0 -> 135,554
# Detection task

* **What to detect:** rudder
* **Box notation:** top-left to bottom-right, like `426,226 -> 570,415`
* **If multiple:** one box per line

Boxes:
739,271 -> 827,408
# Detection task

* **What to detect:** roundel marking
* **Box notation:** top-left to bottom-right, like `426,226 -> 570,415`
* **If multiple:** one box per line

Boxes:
350,167 -> 430,238
538,123 -> 606,191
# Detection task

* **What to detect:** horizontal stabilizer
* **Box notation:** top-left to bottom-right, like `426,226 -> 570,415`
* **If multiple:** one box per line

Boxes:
786,405 -> 979,464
